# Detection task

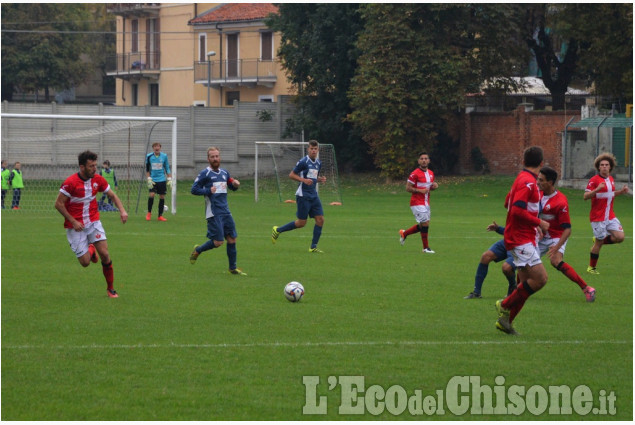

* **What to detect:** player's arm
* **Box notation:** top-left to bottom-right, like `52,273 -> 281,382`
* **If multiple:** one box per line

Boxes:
406,181 -> 428,194
191,173 -> 211,196
289,169 -> 312,186
105,189 -> 128,224
583,181 -> 605,200
227,177 -> 240,191
55,192 -> 83,231
616,185 -> 631,196
548,226 -> 571,259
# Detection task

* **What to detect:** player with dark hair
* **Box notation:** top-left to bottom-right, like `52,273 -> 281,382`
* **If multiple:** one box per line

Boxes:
55,150 -> 128,298
99,160 -> 118,209
145,142 -> 172,222
399,151 -> 439,253
495,146 -> 549,335
271,139 -> 327,253
583,152 -> 630,274
464,220 -> 516,299
537,166 -> 595,302
190,147 -> 246,275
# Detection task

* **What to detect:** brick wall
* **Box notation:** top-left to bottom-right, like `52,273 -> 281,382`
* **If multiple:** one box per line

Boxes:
460,105 -> 580,176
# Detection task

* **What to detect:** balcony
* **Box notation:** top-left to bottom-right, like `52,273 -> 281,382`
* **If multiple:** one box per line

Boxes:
106,3 -> 160,17
194,59 -> 278,89
106,51 -> 160,80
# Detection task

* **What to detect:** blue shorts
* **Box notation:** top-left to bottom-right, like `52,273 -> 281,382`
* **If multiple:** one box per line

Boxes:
489,239 -> 516,269
206,214 -> 237,242
296,195 -> 323,220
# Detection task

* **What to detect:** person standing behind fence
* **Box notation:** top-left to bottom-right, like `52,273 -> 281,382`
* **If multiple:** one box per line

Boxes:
1,160 -> 10,209
9,161 -> 24,210
583,152 -> 630,275
145,142 -> 172,222
99,160 -> 118,207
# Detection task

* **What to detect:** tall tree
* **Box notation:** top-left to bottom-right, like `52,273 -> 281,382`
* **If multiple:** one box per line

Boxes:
266,4 -> 370,170
1,4 -> 94,102
348,4 -> 528,179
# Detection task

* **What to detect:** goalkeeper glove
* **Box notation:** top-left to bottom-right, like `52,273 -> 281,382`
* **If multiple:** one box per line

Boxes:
146,177 -> 155,189
167,177 -> 173,190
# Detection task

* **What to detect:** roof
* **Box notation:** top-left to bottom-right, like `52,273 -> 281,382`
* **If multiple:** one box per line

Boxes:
475,76 -> 589,96
568,116 -> 633,129
189,3 -> 278,25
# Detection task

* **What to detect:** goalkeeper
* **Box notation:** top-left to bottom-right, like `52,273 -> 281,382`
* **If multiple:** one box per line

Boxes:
145,142 -> 172,222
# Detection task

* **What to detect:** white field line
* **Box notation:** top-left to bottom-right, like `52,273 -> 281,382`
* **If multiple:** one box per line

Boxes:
3,339 -> 630,350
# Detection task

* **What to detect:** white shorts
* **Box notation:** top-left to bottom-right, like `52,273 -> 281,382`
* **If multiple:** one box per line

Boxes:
538,237 -> 567,257
410,205 -> 430,224
511,243 -> 542,268
66,221 -> 107,258
591,218 -> 623,240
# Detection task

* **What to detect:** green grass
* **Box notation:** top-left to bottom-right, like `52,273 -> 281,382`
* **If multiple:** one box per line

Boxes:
2,175 -> 632,420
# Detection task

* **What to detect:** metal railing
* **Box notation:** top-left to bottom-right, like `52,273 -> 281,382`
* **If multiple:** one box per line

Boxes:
106,51 -> 161,75
194,59 -> 278,85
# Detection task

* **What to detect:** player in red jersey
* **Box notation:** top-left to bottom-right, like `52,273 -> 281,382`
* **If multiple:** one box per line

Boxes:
495,146 -> 550,335
583,152 -> 630,274
537,166 -> 595,302
55,151 -> 128,298
399,152 -> 438,253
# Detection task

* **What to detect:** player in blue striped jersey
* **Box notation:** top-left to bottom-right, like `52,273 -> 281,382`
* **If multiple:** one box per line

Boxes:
189,147 -> 246,275
145,142 -> 172,222
271,140 -> 327,253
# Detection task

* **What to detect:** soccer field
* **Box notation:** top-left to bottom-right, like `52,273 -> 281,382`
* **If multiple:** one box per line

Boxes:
1,175 -> 632,420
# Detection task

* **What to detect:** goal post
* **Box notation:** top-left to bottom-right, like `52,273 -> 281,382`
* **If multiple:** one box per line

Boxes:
255,141 -> 342,204
0,113 -> 177,214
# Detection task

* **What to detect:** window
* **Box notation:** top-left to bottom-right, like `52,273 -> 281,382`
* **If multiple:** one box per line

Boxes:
149,83 -> 159,106
261,31 -> 273,61
226,91 -> 240,106
131,20 -> 139,52
199,34 -> 206,62
258,95 -> 274,102
226,33 -> 238,77
146,18 -> 159,68
132,84 -> 138,106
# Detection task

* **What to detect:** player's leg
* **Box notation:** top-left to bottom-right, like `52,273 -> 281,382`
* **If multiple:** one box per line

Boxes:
603,218 -> 625,245
1,189 -> 5,208
68,229 -> 93,268
274,197 -> 309,242
309,198 -> 324,252
223,216 -> 245,274
588,222 -> 606,274
465,242 -> 502,299
191,217 -> 224,264
401,206 -> 423,242
89,222 -> 117,297
147,187 -> 156,220
550,246 -> 595,302
501,259 -> 517,296
156,183 -> 167,221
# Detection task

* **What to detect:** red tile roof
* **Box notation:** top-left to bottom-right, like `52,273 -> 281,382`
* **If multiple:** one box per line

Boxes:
190,3 -> 278,25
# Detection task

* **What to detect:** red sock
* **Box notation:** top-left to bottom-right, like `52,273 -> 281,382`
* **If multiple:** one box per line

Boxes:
404,224 -> 420,237
589,253 -> 599,268
88,244 -> 96,258
420,231 -> 429,249
558,262 -> 587,290
102,261 -> 114,290
502,282 -> 533,322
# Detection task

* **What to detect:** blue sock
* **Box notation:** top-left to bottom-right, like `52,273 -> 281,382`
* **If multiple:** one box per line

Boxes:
506,273 -> 517,295
278,221 -> 296,233
198,239 -> 217,253
311,225 -> 322,249
227,243 -> 237,270
474,262 -> 489,294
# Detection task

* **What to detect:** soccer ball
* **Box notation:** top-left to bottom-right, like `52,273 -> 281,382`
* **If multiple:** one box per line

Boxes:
284,281 -> 304,302
164,205 -> 169,212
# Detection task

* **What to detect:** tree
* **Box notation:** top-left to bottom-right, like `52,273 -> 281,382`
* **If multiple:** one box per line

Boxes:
524,4 -> 633,110
348,4 -> 528,179
1,4 -> 95,102
266,4 -> 370,170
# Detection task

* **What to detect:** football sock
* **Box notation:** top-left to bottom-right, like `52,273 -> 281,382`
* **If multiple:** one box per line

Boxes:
158,198 -> 165,216
226,243 -> 237,270
474,262 -> 489,294
403,224 -> 420,237
506,273 -> 517,296
199,239 -> 217,253
147,197 -> 154,213
589,253 -> 599,268
556,261 -> 587,290
311,225 -> 323,249
602,235 -> 614,245
102,261 -> 114,290
278,221 -> 297,233
508,282 -> 534,322
88,244 -> 96,260
420,226 -> 429,249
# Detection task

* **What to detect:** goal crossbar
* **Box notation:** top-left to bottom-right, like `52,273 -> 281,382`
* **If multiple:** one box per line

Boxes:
1,113 -> 178,214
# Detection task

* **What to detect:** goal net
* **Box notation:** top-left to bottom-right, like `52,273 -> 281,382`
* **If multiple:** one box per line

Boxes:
255,141 -> 342,204
0,113 -> 177,214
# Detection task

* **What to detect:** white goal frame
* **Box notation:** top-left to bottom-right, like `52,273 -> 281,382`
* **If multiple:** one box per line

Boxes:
1,113 -> 178,214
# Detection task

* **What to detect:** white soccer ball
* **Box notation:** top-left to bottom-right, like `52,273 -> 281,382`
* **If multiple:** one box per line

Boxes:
164,205 -> 169,212
284,281 -> 305,302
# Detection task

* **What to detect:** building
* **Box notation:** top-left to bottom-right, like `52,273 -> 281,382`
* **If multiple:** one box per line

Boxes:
106,3 -> 294,107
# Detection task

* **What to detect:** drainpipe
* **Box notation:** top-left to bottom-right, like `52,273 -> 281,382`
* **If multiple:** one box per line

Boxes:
216,23 -> 223,107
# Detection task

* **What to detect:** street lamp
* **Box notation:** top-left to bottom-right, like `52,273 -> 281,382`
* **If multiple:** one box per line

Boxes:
207,50 -> 216,107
